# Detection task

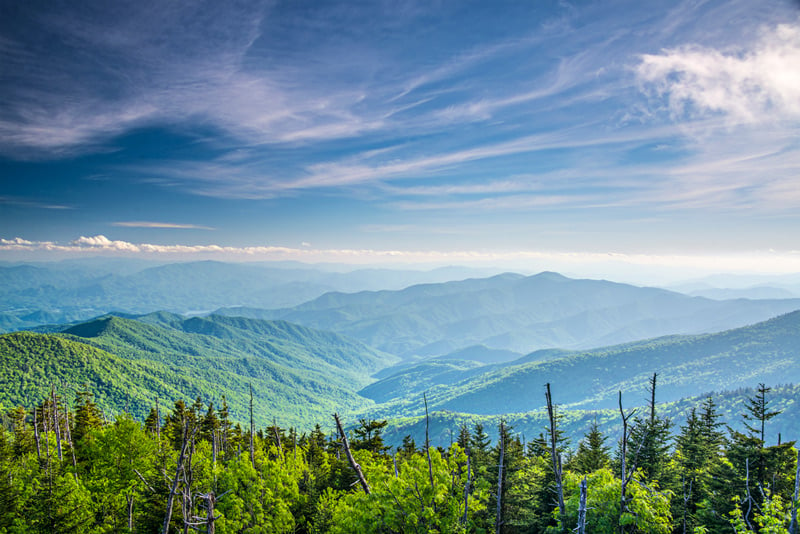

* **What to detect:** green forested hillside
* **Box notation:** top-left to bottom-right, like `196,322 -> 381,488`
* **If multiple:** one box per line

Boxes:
363,310 -> 800,416
1,313 -> 397,429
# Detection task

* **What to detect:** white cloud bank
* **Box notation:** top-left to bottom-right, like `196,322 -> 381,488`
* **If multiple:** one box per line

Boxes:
3,236 -> 800,283
637,22 -> 800,123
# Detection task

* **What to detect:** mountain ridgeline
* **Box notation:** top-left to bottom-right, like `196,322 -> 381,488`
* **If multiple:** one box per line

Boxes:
218,271 -> 800,357
0,260 -> 495,332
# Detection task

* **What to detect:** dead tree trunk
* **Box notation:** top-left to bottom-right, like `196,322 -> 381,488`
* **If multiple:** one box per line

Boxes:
462,453 -> 471,526
495,421 -> 505,534
127,495 -> 135,532
206,491 -> 217,534
424,394 -> 435,498
156,397 -> 162,448
63,404 -> 77,472
249,384 -> 255,470
744,458 -> 754,532
33,405 -> 42,462
182,436 -> 196,534
577,476 -> 588,534
649,373 -> 657,424
546,383 -> 566,530
272,417 -> 283,460
51,388 -> 63,462
618,391 -> 637,534
163,419 -> 197,534
333,413 -> 371,494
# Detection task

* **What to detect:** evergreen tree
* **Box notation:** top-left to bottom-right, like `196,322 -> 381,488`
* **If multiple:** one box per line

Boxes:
626,374 -> 673,486
572,418 -> 611,474
743,383 -> 781,446
469,421 -> 492,469
457,422 -> 471,452
351,418 -> 390,455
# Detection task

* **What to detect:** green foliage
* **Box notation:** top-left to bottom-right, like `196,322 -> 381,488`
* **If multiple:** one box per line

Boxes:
560,468 -> 673,534
326,444 -> 487,533
0,386 -> 798,534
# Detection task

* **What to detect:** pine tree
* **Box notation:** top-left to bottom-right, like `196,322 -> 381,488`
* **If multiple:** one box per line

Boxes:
626,374 -> 673,485
572,418 -> 611,474
351,418 -> 390,455
743,383 -> 781,446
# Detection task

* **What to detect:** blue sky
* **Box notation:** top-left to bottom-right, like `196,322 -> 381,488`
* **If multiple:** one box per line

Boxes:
1,0 -> 799,281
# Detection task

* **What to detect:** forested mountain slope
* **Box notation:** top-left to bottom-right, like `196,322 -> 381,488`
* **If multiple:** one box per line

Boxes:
363,310 -> 800,416
1,313 -> 397,429
232,271 -> 800,357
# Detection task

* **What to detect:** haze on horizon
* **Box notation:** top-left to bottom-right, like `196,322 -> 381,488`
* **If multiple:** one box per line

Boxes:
1,0 -> 799,285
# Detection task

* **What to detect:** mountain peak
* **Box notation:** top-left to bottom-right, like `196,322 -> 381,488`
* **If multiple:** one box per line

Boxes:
530,271 -> 569,281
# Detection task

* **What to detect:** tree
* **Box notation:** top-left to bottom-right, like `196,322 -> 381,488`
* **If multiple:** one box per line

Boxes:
743,384 -> 781,446
351,419 -> 390,455
625,374 -> 672,486
572,418 -> 611,474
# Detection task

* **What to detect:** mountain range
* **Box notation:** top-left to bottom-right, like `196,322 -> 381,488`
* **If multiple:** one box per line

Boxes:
2,263 -> 800,445
218,271 -> 800,357
0,259 -> 496,332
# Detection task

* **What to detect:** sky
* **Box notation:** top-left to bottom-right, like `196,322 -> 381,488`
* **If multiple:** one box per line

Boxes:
1,0 -> 799,282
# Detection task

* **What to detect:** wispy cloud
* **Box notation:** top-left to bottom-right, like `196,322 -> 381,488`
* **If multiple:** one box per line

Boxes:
637,21 -> 800,123
0,196 -> 74,210
112,221 -> 214,230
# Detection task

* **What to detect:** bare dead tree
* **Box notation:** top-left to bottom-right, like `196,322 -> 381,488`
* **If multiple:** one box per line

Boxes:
649,373 -> 658,424
204,491 -> 217,534
744,458 -> 754,532
163,418 -> 198,534
33,405 -> 42,462
156,397 -> 162,448
462,453 -> 471,526
181,436 -> 197,534
424,393 -> 435,496
577,476 -> 588,534
495,421 -> 505,534
63,403 -> 78,475
272,417 -> 283,460
618,391 -> 638,534
51,388 -> 63,461
546,383 -> 566,530
333,413 -> 371,494
249,384 -> 255,470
